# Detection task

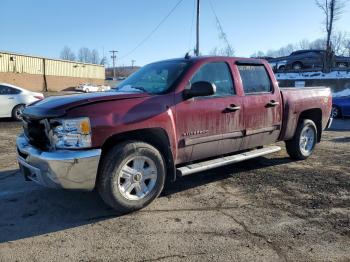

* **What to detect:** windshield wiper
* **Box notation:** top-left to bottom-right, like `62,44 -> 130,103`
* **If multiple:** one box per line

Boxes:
130,86 -> 148,93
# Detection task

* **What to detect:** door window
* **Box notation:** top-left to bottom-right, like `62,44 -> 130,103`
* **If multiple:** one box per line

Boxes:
238,65 -> 272,94
191,62 -> 235,97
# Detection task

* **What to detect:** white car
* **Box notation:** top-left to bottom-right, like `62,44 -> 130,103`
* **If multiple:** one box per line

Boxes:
75,83 -> 111,93
0,83 -> 44,120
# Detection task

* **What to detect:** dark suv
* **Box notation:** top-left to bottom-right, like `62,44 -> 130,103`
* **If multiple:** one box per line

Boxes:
285,50 -> 350,70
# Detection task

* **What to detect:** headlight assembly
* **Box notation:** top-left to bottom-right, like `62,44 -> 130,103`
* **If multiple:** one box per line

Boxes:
51,117 -> 92,149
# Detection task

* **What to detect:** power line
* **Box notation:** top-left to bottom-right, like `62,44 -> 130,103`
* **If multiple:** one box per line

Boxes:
208,0 -> 234,55
119,0 -> 185,60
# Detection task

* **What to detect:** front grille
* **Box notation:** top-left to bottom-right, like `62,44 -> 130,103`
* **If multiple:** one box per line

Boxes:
17,148 -> 28,159
22,118 -> 50,149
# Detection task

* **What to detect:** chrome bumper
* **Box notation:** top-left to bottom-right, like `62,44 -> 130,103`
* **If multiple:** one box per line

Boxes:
326,117 -> 333,129
16,134 -> 101,190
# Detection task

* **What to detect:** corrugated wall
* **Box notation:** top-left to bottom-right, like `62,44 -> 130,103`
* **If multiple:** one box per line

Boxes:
0,51 -> 104,79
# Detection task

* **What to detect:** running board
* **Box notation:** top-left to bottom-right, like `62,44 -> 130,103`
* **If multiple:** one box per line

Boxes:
177,146 -> 281,177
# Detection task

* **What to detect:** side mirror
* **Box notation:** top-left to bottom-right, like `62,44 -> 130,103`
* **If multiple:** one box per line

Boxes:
184,81 -> 216,99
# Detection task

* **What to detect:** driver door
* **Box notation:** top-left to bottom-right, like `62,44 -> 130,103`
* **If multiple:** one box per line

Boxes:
175,61 -> 244,163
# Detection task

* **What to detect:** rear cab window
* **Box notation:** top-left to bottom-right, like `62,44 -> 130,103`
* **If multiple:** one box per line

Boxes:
190,62 -> 235,97
237,64 -> 273,94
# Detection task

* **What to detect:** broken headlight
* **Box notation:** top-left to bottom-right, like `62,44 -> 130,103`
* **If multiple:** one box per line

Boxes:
51,117 -> 92,149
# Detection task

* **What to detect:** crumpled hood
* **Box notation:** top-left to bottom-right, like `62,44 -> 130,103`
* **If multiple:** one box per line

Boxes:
23,91 -> 149,120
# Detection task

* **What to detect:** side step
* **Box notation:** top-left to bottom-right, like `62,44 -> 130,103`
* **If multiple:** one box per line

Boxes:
177,146 -> 281,177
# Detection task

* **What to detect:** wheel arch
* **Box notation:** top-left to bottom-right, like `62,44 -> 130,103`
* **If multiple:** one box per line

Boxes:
298,108 -> 323,142
11,103 -> 26,118
292,61 -> 303,68
99,128 -> 176,184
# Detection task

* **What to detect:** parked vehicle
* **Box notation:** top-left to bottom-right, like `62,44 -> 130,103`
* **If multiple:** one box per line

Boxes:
0,83 -> 44,120
269,50 -> 350,71
268,59 -> 287,71
75,83 -> 111,93
17,56 -> 332,213
332,96 -> 350,118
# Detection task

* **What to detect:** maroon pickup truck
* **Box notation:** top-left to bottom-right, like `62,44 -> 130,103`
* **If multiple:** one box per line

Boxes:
17,56 -> 332,212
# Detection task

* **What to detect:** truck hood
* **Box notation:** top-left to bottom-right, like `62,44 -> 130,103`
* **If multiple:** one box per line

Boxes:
23,91 -> 149,120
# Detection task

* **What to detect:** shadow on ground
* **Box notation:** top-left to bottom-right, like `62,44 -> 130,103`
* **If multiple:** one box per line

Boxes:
0,156 -> 295,243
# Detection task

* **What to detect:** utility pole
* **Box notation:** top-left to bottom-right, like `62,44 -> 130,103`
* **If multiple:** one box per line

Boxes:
109,50 -> 118,79
131,60 -> 136,69
195,0 -> 200,56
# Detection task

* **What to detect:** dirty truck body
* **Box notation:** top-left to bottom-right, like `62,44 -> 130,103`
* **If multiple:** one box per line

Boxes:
17,56 -> 332,212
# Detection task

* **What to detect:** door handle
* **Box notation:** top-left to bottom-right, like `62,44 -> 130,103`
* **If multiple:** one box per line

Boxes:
225,104 -> 241,112
266,100 -> 280,107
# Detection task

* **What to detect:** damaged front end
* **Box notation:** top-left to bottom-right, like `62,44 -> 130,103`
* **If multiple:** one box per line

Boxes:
17,112 -> 101,190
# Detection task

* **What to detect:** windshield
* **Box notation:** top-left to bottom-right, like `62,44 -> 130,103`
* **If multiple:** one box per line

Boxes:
114,60 -> 189,94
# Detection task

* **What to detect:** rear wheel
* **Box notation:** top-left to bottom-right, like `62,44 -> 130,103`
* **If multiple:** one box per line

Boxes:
97,141 -> 166,213
12,104 -> 25,121
336,62 -> 347,68
285,119 -> 317,160
292,62 -> 303,70
85,88 -> 90,93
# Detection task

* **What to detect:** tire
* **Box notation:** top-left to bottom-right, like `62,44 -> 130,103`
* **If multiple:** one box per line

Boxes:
292,62 -> 303,70
12,104 -> 25,121
97,141 -> 166,213
278,65 -> 286,71
336,62 -> 347,68
85,88 -> 89,93
285,119 -> 317,160
331,105 -> 342,119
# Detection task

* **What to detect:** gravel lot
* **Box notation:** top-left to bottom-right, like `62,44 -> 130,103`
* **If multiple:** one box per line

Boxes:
0,119 -> 349,262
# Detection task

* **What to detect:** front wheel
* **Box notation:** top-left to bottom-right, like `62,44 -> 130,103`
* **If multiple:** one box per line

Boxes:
97,141 -> 166,213
331,106 -> 342,118
12,104 -> 25,121
285,119 -> 317,160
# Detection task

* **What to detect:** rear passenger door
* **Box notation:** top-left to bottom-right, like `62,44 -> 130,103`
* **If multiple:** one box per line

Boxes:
0,85 -> 17,117
237,63 -> 282,150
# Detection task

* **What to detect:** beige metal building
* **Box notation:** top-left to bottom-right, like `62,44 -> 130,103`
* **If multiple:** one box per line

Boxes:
0,51 -> 105,92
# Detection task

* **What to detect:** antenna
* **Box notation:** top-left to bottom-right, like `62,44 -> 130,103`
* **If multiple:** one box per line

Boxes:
195,0 -> 200,56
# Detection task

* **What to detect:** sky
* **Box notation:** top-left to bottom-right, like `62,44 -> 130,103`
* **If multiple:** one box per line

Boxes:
1,0 -> 350,66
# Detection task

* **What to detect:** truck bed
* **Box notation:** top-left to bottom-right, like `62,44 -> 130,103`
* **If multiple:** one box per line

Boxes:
279,86 -> 332,141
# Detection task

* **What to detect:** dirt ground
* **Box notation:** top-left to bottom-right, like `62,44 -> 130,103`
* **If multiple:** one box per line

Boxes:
0,119 -> 349,262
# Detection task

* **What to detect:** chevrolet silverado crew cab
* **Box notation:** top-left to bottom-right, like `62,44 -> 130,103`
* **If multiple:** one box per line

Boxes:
17,56 -> 332,212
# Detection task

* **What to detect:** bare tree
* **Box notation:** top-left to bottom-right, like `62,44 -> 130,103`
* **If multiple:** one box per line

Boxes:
332,31 -> 348,55
78,47 -> 92,63
298,39 -> 311,50
60,46 -> 76,61
100,56 -> 108,66
91,49 -> 100,64
309,38 -> 327,49
315,0 -> 346,70
210,46 -> 234,57
342,37 -> 350,56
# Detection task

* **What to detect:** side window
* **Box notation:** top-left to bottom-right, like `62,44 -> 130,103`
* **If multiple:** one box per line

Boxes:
190,62 -> 235,97
0,85 -> 21,95
237,65 -> 272,94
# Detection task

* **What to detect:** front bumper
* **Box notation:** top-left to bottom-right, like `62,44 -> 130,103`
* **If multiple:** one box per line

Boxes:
16,134 -> 101,190
326,117 -> 333,129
